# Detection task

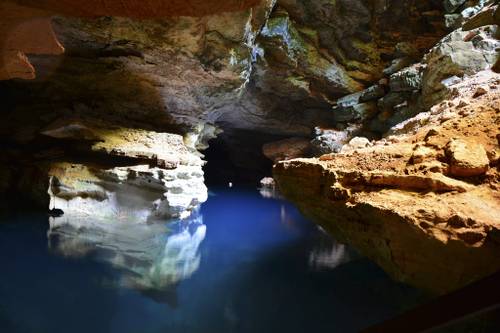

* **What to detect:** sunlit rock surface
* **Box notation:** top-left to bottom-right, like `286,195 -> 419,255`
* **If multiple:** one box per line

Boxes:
48,210 -> 206,293
275,70 -> 500,294
45,121 -> 207,221
272,4 -> 500,294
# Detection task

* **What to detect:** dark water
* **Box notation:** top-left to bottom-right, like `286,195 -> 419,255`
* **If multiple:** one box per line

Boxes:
0,187 -> 425,333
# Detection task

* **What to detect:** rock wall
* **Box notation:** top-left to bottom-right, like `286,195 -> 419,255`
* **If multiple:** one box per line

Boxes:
1,0 -> 455,206
274,2 -> 500,293
1,0 -> 272,219
0,0 -> 262,80
275,69 -> 500,294
1,0 -> 450,138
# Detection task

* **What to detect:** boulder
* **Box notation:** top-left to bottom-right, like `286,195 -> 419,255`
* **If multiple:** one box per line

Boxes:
359,85 -> 386,102
310,125 -> 361,155
422,27 -> 500,107
389,64 -> 423,92
333,102 -> 378,122
446,139 -> 490,177
340,136 -> 371,153
274,77 -> 500,293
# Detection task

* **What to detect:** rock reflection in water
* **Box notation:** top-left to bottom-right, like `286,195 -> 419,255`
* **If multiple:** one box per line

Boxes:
308,229 -> 353,271
47,211 -> 206,300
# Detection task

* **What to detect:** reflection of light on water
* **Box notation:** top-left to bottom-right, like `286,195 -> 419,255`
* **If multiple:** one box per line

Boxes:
280,204 -> 300,231
139,221 -> 206,290
309,229 -> 352,271
47,211 -> 206,294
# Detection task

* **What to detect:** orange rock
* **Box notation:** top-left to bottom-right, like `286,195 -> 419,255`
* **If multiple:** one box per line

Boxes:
446,139 -> 490,177
274,75 -> 500,294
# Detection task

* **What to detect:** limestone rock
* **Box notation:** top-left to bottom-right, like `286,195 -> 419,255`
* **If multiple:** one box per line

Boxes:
274,73 -> 500,294
333,102 -> 378,123
311,125 -> 361,155
0,0 -> 263,80
359,85 -> 386,102
389,65 -> 423,92
262,137 -> 311,163
41,119 -> 208,221
340,136 -> 371,153
422,26 -> 500,107
259,177 -> 281,199
1,0 -> 450,144
446,139 -> 490,177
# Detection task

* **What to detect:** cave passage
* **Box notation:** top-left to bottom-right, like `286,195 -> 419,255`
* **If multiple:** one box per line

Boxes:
1,0 -> 499,332
202,132 -> 276,187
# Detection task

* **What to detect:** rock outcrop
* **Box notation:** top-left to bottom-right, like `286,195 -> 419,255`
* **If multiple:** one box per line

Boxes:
262,137 -> 311,163
45,120 -> 207,221
274,70 -> 500,294
0,0 -> 262,80
273,2 -> 500,294
1,0 -> 450,138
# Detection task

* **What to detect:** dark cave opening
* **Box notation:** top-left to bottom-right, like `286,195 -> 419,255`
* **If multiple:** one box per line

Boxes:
202,129 -> 297,188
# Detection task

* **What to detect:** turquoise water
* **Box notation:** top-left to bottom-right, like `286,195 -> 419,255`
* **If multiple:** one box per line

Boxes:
0,187 -> 424,333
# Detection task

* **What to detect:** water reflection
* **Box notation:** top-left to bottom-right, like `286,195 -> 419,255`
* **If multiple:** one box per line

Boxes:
0,188 -> 428,333
308,236 -> 352,271
47,211 -> 206,298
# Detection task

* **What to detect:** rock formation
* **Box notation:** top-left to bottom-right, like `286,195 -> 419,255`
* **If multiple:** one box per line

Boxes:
275,71 -> 500,293
45,119 -> 207,221
0,0 -> 262,80
0,0 -> 452,209
0,0 -> 499,295
274,2 -> 500,293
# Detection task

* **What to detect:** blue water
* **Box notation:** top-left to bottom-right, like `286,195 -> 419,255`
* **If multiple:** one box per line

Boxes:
0,187 -> 424,333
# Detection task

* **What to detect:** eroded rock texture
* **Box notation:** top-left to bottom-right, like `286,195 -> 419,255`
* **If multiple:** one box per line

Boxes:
1,0 -> 451,136
0,0 -> 262,80
273,1 -> 500,293
0,0 -> 499,294
1,0 -> 454,203
275,70 -> 500,294
1,0 -> 272,219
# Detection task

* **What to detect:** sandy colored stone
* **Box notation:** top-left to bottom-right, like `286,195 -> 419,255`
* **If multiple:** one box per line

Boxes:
274,72 -> 500,294
446,139 -> 490,177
